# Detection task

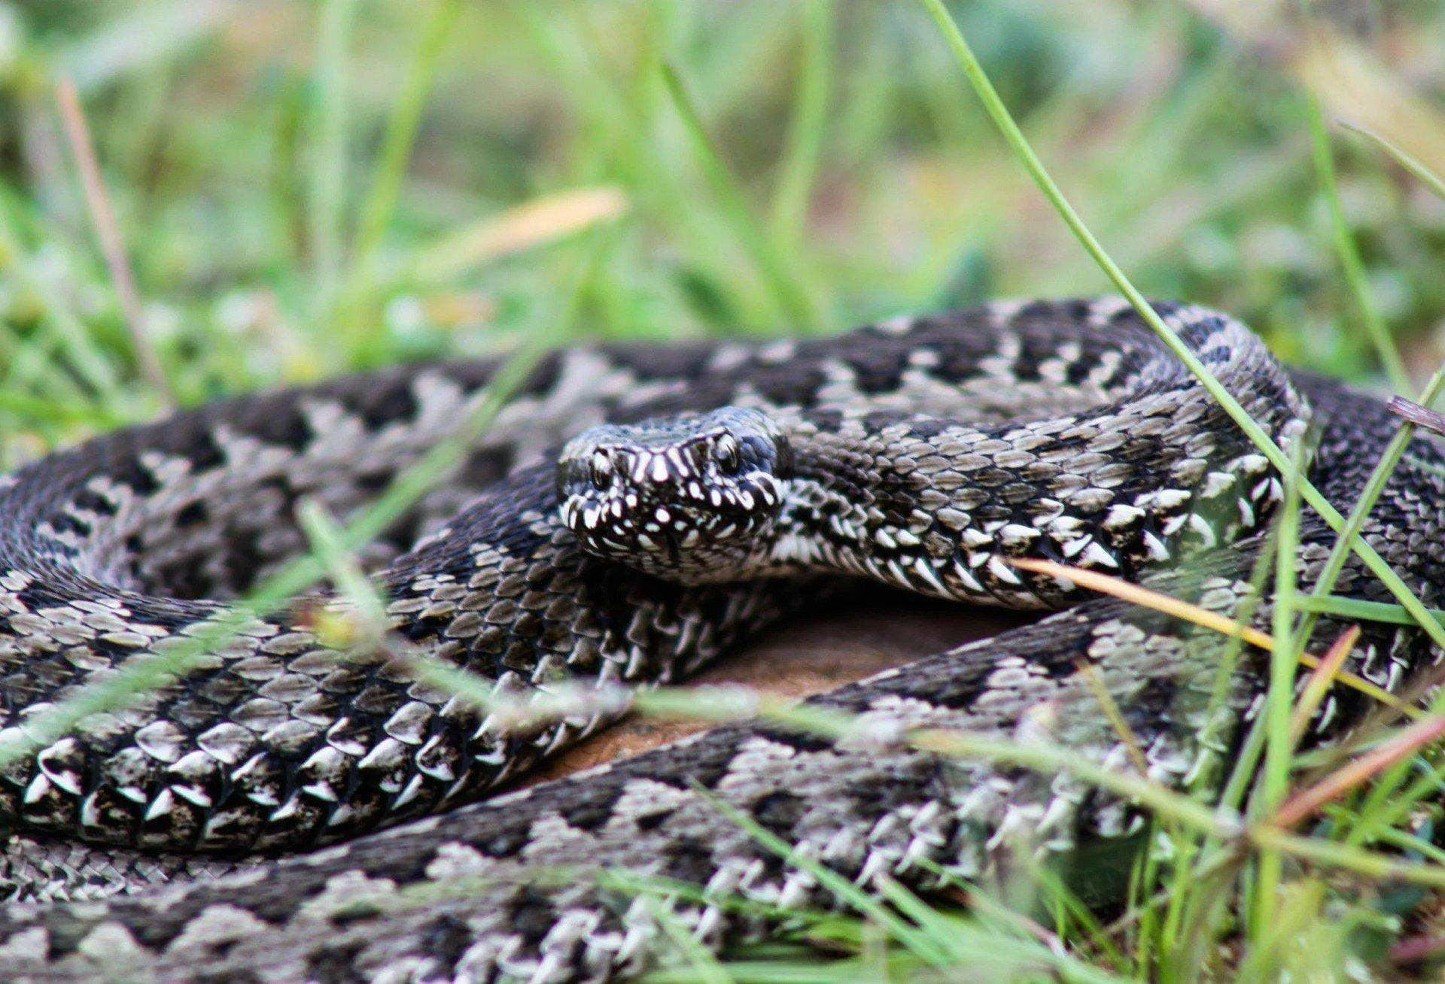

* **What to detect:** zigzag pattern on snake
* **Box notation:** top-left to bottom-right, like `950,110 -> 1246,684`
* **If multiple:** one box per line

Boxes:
0,299 -> 1440,982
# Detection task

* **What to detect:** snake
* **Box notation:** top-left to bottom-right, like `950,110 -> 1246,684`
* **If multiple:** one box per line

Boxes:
0,297 -> 1439,982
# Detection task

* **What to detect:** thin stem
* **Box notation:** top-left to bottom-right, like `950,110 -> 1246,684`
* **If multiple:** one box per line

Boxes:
309,0 -> 358,308
1340,119 -> 1445,203
1289,361 -> 1445,667
918,0 -> 1445,654
1308,98 -> 1409,392
54,77 -> 172,399
1253,437 -> 1305,930
770,1 -> 833,246
0,205 -> 122,399
354,0 -> 461,264
659,61 -> 823,332
0,240 -> 597,769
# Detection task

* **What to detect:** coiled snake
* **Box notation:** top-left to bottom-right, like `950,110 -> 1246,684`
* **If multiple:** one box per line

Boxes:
0,299 -> 1440,982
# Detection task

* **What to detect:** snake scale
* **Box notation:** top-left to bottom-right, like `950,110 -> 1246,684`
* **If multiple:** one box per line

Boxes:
0,298 -> 1440,982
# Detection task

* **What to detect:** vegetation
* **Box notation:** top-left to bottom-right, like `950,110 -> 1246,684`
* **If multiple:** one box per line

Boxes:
3,2 -> 1445,980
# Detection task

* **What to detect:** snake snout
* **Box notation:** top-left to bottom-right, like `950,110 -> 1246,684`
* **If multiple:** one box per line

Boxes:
557,407 -> 790,582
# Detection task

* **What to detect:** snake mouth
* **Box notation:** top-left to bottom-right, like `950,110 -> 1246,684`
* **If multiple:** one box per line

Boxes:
558,463 -> 784,578
556,406 -> 789,581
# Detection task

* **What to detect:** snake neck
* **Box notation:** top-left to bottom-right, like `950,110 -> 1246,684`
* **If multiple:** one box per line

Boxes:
761,393 -> 1307,608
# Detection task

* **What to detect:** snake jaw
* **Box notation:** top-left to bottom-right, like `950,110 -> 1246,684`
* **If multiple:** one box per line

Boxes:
557,406 -> 790,582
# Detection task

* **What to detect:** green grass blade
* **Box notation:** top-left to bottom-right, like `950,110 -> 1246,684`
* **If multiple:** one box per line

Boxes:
0,206 -> 123,400
1289,361 -> 1445,665
354,0 -> 462,265
917,0 -> 1445,654
1340,120 -> 1445,202
0,239 -> 595,769
1295,595 -> 1445,627
641,896 -> 735,984
1307,98 -> 1408,392
701,792 -> 955,964
1253,437 -> 1306,931
308,0 -> 358,308
770,3 -> 832,247
659,61 -> 824,332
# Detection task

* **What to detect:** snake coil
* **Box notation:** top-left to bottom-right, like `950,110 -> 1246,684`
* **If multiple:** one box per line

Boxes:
0,299 -> 1440,982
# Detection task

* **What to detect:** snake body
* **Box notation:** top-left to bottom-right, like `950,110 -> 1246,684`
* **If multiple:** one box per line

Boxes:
0,299 -> 1440,981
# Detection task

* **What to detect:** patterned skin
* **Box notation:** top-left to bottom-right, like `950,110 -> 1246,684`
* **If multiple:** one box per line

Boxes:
0,300 -> 1438,981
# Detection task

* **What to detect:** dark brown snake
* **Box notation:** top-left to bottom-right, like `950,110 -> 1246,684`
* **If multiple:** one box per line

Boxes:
0,298 -> 1439,982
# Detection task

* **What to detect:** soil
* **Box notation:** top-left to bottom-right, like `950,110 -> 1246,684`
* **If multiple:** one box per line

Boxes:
532,591 -> 1036,783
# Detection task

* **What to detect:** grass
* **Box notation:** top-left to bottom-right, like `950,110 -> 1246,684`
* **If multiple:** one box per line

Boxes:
5,2 -> 1445,981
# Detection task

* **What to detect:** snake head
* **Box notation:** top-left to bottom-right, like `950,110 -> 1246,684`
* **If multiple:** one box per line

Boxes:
557,406 -> 791,582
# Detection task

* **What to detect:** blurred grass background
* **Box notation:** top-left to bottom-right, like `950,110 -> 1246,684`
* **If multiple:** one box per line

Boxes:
3,4 -> 1445,979
0,0 -> 1443,453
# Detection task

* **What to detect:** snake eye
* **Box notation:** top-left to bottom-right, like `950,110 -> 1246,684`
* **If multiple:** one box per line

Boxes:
589,452 -> 613,489
712,435 -> 742,476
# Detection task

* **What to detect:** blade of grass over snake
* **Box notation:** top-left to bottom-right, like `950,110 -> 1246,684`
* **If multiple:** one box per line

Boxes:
0,245 -> 594,769
1272,715 -> 1445,831
286,646 -> 1445,923
701,792 -> 962,964
1253,431 -> 1306,931
911,854 -> 1118,964
1143,528 -> 1273,978
873,876 -> 1130,982
1010,558 -> 1270,650
909,729 -> 1237,839
1008,558 -> 1412,717
640,896 -> 732,984
1201,519 -> 1279,814
1159,536 -> 1279,980
1075,661 -> 1149,776
921,728 -> 1445,892
295,500 -> 389,643
917,0 -> 1445,653
1289,626 -> 1361,744
1288,361 -> 1445,676
597,868 -> 835,928
1296,596 -> 1445,627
